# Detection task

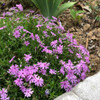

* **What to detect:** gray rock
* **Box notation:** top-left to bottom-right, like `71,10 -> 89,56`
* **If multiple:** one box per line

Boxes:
72,72 -> 100,100
54,91 -> 82,100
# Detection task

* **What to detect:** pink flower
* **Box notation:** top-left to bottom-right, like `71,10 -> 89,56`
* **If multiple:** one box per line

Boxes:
46,25 -> 52,30
51,40 -> 58,48
30,33 -> 35,40
14,78 -> 23,87
51,32 -> 56,36
60,67 -> 65,75
13,30 -> 21,38
0,88 -> 9,100
76,53 -> 82,58
24,41 -> 30,46
24,88 -> 33,97
16,4 -> 23,11
56,45 -> 63,54
8,64 -> 19,76
36,24 -> 43,28
34,76 -> 44,87
49,69 -> 57,75
24,54 -> 32,63
9,56 -> 15,63
85,56 -> 90,63
0,26 -> 6,30
61,81 -> 69,88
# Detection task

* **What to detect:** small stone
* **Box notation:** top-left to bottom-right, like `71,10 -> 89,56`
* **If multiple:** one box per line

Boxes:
88,45 -> 95,50
83,24 -> 90,31
97,51 -> 100,58
87,31 -> 93,37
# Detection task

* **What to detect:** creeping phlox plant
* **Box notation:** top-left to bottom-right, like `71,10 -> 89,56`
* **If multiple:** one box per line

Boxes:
0,4 -> 90,100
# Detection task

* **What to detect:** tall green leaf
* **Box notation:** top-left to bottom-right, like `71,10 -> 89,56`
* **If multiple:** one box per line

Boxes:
31,0 -> 76,19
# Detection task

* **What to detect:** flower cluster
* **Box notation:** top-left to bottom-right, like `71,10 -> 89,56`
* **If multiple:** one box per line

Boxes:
8,61 -> 50,97
0,88 -> 9,100
7,13 -> 90,98
0,4 -> 90,99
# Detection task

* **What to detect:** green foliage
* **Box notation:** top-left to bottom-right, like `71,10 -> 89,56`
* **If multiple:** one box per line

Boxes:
31,0 -> 76,18
70,9 -> 85,23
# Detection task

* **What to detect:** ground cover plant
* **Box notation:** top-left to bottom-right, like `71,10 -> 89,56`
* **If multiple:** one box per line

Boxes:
0,4 -> 90,100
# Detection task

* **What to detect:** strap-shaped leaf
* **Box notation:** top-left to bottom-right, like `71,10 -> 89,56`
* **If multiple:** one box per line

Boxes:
54,2 -> 76,17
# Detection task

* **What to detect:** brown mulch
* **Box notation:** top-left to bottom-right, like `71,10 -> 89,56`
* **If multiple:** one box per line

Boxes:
60,0 -> 100,76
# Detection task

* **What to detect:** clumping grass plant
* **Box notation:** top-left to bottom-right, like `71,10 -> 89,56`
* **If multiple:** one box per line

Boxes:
31,0 -> 76,19
0,4 -> 90,100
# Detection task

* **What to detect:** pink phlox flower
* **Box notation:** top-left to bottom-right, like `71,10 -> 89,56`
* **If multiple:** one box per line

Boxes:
24,54 -> 32,63
66,31 -> 73,39
51,31 -> 56,36
34,75 -> 44,87
42,46 -> 52,54
26,13 -> 30,17
14,78 -> 23,87
23,29 -> 31,34
85,56 -> 90,63
59,38 -> 62,44
8,64 -> 19,76
78,45 -> 89,56
9,56 -> 15,63
24,88 -> 33,97
9,7 -> 17,11
49,69 -> 57,75
66,60 -> 73,68
0,26 -> 6,30
13,30 -> 21,38
51,40 -> 58,48
52,16 -> 57,20
68,49 -> 73,54
74,64 -> 82,74
76,53 -> 82,58
35,34 -> 41,43
5,12 -> 13,16
24,66 -> 36,75
24,41 -> 30,46
60,60 -> 66,65
36,24 -> 43,28
61,81 -> 70,89
39,69 -> 46,75
20,86 -> 26,93
43,17 -> 49,22
56,45 -> 63,54
0,88 -> 9,100
46,25 -> 52,30
37,62 -> 50,69
43,31 -> 49,37
15,18 -> 20,21
60,67 -> 65,75
30,33 -> 35,40
56,55 -> 59,59
0,17 -> 5,19
81,72 -> 86,80
26,75 -> 34,83
80,60 -> 88,72
57,24 -> 64,31
16,26 -> 23,30
18,69 -> 27,78
16,4 -> 23,11
30,10 -> 34,13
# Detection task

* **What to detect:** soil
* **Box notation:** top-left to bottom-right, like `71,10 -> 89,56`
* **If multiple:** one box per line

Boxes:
0,0 -> 100,77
